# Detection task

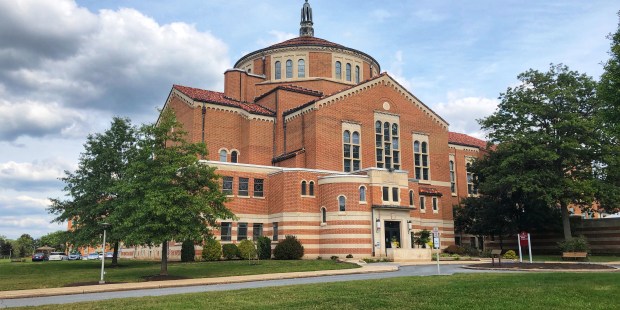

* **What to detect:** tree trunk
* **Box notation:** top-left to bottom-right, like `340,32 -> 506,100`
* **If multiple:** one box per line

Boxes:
111,241 -> 119,267
499,235 -> 504,250
560,202 -> 572,241
160,241 -> 168,276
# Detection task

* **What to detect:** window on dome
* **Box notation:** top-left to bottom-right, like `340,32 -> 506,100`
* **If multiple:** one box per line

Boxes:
309,181 -> 315,196
298,59 -> 305,78
230,150 -> 238,163
355,65 -> 360,83
275,61 -> 281,80
321,207 -> 327,224
335,61 -> 342,79
409,190 -> 414,207
301,180 -> 307,196
359,186 -> 366,202
219,149 -> 228,162
346,63 -> 351,81
286,60 -> 293,78
338,195 -> 346,212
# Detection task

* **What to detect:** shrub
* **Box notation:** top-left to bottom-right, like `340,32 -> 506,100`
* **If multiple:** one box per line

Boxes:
331,256 -> 339,261
316,256 -> 322,260
346,254 -> 353,258
273,235 -> 304,260
201,238 -> 222,261
222,244 -> 239,260
414,229 -> 431,248
480,249 -> 492,258
444,244 -> 465,255
462,245 -> 480,257
181,240 -> 195,262
558,235 -> 589,253
503,250 -> 517,259
238,240 -> 257,260
256,236 -> 272,259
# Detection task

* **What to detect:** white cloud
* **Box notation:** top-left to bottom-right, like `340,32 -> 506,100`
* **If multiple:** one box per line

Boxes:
370,9 -> 392,22
433,93 -> 498,139
0,158 -> 73,191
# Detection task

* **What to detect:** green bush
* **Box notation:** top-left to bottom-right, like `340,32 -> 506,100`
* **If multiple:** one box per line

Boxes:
331,256 -> 339,261
201,238 -> 222,261
462,245 -> 480,257
256,236 -> 272,259
273,235 -> 304,260
503,250 -> 517,259
346,254 -> 353,258
480,249 -> 492,258
558,235 -> 589,253
238,240 -> 257,260
181,240 -> 195,262
444,244 -> 465,255
222,243 -> 239,260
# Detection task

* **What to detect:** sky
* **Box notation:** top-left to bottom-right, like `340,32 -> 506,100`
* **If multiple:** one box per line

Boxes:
0,0 -> 618,239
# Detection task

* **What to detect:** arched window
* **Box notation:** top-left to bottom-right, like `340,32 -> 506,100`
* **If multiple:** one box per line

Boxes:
309,181 -> 315,196
359,186 -> 366,202
346,63 -> 351,81
275,61 -> 281,80
230,151 -> 238,163
321,207 -> 327,223
409,190 -> 414,207
298,59 -> 305,78
355,65 -> 360,83
286,59 -> 293,78
414,141 -> 429,180
335,61 -> 342,79
301,181 -> 307,196
338,196 -> 346,212
219,149 -> 227,162
343,130 -> 360,172
449,160 -> 456,193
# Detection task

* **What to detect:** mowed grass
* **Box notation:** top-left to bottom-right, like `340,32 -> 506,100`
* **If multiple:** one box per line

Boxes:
17,273 -> 620,310
0,259 -> 358,291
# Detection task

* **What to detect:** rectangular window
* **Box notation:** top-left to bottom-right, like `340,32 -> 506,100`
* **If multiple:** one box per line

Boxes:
432,197 -> 438,212
420,196 -> 426,211
413,136 -> 430,180
391,187 -> 399,202
222,176 -> 233,195
253,223 -> 263,239
450,160 -> 456,193
343,130 -> 361,172
375,120 -> 399,170
238,177 -> 249,196
237,222 -> 248,241
272,222 -> 279,241
254,179 -> 264,197
221,222 -> 232,241
382,186 -> 389,201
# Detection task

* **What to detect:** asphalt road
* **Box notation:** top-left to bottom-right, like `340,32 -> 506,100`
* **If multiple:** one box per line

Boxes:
0,263 -> 524,308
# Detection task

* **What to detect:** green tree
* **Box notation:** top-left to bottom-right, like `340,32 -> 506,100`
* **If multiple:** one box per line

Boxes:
49,117 -> 137,266
113,108 -> 234,275
14,234 -> 34,257
597,11 -> 620,213
0,236 -> 11,257
39,231 -> 69,252
180,240 -> 196,262
479,64 -> 600,241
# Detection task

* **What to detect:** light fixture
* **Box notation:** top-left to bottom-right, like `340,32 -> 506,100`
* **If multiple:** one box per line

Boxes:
407,220 -> 412,231
375,218 -> 381,230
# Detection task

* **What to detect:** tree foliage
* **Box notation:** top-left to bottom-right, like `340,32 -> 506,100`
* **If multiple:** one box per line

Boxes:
479,64 -> 600,240
39,231 -> 69,252
112,108 -> 234,275
597,11 -> 620,213
181,240 -> 196,262
48,117 -> 137,266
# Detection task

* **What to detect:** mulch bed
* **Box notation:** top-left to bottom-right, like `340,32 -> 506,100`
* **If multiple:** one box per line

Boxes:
474,262 -> 616,270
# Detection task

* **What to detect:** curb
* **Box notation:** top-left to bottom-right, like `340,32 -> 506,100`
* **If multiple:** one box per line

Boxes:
0,265 -> 398,300
462,265 -> 620,273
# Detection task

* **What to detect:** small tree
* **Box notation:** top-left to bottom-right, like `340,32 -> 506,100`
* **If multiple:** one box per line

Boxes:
273,235 -> 304,260
256,236 -> 272,259
222,244 -> 239,260
181,240 -> 195,262
238,240 -> 257,263
414,230 -> 431,248
202,238 -> 222,261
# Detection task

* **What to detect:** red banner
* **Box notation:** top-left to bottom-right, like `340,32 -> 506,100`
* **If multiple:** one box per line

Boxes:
519,232 -> 529,247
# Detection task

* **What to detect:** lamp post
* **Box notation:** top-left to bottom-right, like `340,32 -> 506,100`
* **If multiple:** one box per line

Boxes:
99,222 -> 110,284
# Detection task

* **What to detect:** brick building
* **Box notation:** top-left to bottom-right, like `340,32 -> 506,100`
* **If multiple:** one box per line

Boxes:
157,1 -> 489,259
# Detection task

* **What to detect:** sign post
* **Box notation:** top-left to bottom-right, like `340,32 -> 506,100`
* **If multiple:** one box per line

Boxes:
433,227 -> 440,275
518,231 -> 530,263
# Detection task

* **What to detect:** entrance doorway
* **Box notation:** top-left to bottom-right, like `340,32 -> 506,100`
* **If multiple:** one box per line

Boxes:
384,221 -> 401,248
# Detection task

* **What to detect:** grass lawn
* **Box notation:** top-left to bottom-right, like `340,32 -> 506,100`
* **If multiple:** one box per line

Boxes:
0,259 -> 358,291
16,273 -> 620,310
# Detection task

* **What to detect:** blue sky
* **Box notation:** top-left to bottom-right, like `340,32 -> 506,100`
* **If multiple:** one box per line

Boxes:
0,0 -> 617,239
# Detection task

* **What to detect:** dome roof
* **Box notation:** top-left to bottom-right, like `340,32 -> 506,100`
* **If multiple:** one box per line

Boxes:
234,36 -> 380,71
